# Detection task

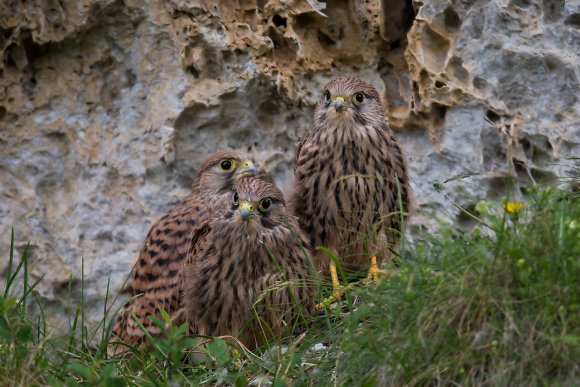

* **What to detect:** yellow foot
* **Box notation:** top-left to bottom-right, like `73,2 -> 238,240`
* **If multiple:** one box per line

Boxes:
364,256 -> 384,285
330,261 -> 344,298
316,262 -> 344,310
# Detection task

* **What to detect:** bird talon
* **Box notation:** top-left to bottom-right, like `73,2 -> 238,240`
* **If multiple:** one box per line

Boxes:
316,262 -> 346,310
330,262 -> 345,298
364,256 -> 384,285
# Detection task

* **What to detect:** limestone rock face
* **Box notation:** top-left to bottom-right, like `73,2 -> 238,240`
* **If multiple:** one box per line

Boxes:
1,0 -> 578,328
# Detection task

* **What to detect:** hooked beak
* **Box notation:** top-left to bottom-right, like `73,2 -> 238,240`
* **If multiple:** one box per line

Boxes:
237,160 -> 257,177
239,201 -> 255,221
333,96 -> 346,112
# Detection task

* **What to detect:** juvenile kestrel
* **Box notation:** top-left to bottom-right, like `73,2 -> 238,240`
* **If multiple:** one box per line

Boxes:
176,177 -> 316,350
291,76 -> 410,289
108,150 -> 257,355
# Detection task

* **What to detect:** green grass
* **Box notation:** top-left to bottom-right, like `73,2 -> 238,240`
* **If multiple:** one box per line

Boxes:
1,185 -> 579,386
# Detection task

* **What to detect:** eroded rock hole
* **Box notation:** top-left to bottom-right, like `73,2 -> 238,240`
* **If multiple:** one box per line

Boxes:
2,28 -> 10,39
456,202 -> 478,228
530,168 -> 556,184
520,135 -> 553,164
317,31 -> 336,47
565,13 -> 580,27
432,103 -> 447,129
485,109 -> 500,124
389,40 -> 402,50
23,36 -> 48,63
443,7 -> 461,32
3,43 -> 17,68
272,14 -> 287,28
472,77 -> 490,91
46,8 -> 63,24
380,0 -> 415,43
267,27 -> 297,63
511,0 -> 533,8
421,26 -> 450,72
448,56 -> 469,84
512,158 -> 529,180
489,176 -> 512,195
189,66 -> 200,78
543,0 -> 565,22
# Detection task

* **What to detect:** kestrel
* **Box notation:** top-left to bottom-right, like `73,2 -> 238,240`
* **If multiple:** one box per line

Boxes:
176,177 -> 316,350
291,76 -> 410,292
108,150 -> 257,355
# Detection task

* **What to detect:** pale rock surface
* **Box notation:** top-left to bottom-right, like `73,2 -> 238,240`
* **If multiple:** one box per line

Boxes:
0,0 -> 578,329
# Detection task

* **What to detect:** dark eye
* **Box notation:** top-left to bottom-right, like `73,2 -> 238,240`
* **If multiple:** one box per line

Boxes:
220,159 -> 236,172
324,90 -> 331,102
258,198 -> 272,212
232,192 -> 239,206
353,92 -> 364,105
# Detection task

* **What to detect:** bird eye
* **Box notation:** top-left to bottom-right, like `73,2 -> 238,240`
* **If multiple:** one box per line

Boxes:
258,198 -> 272,212
220,159 -> 236,172
353,92 -> 364,105
232,192 -> 239,206
324,90 -> 331,102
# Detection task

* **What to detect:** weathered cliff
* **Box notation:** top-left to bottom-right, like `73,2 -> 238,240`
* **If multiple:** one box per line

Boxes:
1,0 -> 578,328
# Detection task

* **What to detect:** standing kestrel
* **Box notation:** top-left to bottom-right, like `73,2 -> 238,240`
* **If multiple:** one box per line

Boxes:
176,177 -> 316,350
108,150 -> 257,355
291,76 -> 410,291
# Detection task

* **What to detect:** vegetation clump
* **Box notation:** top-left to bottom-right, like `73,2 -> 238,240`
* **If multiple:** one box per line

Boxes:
1,186 -> 578,386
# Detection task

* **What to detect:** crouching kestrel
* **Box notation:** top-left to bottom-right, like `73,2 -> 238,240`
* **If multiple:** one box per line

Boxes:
176,177 -> 316,350
291,76 -> 410,293
108,150 -> 257,355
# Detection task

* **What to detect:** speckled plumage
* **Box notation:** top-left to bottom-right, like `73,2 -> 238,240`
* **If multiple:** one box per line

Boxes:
178,178 -> 316,349
291,76 -> 410,274
108,150 -> 257,355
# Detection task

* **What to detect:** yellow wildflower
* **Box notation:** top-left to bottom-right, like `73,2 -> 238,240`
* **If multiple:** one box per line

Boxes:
504,201 -> 525,215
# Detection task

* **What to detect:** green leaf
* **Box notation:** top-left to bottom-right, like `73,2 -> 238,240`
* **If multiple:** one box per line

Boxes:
206,338 -> 230,366
16,324 -> 34,342
558,335 -> 580,346
106,378 -> 128,387
15,343 -> 28,357
159,308 -> 171,324
37,356 -> 49,370
67,362 -> 91,379
235,374 -> 249,387
272,375 -> 285,387
177,338 -> 198,352
1,296 -> 17,313
100,363 -> 115,379
46,376 -> 63,387
149,315 -> 166,331
65,377 -> 80,387
0,317 -> 11,341
173,323 -> 189,336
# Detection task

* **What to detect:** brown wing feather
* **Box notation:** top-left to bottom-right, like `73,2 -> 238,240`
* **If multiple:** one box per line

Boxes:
170,222 -> 212,329
294,131 -> 313,172
108,195 -> 206,355
186,222 -> 212,265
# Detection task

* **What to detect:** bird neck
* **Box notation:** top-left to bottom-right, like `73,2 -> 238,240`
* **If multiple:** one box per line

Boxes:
317,119 -> 384,147
211,222 -> 278,265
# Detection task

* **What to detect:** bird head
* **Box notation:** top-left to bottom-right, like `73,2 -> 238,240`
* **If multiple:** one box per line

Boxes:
314,77 -> 386,130
228,178 -> 286,231
192,150 -> 258,194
